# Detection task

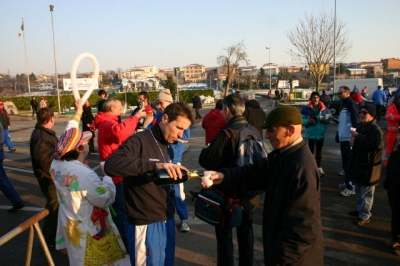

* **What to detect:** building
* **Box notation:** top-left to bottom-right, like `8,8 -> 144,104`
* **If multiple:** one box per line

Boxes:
182,64 -> 206,83
381,58 -> 400,70
119,66 -> 159,80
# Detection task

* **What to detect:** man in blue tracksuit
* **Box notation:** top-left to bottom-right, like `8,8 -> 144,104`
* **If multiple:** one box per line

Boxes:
301,91 -> 332,177
336,86 -> 360,196
372,85 -> 386,121
147,89 -> 191,266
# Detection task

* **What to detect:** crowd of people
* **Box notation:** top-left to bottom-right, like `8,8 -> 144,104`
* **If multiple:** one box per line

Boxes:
1,84 -> 400,264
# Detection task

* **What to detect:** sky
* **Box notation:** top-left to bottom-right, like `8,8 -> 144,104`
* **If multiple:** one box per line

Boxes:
1,0 -> 399,76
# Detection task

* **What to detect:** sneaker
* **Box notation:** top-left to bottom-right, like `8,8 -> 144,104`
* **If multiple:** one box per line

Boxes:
8,148 -> 16,153
338,182 -> 346,189
338,169 -> 345,176
348,210 -> 359,216
318,168 -> 325,177
340,188 -> 355,196
354,217 -> 370,225
385,239 -> 400,248
7,202 -> 25,213
180,220 -> 190,232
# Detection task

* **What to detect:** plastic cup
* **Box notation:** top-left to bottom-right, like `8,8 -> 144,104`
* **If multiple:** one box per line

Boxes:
100,161 -> 105,168
325,114 -> 331,119
350,127 -> 356,132
201,171 -> 213,187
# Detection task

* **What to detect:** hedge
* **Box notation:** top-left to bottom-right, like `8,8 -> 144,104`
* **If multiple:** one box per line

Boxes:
0,89 -> 214,112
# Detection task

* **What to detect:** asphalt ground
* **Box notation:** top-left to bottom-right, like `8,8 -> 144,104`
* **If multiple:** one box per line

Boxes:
0,98 -> 400,265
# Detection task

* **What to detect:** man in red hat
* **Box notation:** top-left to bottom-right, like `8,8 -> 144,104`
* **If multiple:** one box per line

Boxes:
0,102 -> 16,152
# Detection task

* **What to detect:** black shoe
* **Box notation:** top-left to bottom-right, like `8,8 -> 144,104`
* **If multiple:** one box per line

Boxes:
354,217 -> 370,225
7,202 -> 25,213
349,210 -> 359,216
8,148 -> 16,153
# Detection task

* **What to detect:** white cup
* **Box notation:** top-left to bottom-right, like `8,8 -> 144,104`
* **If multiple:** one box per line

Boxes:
201,171 -> 213,187
350,127 -> 356,132
325,114 -> 331,119
100,161 -> 105,168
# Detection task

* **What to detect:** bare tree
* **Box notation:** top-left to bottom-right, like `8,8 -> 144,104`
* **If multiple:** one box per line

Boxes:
287,10 -> 351,92
217,41 -> 248,96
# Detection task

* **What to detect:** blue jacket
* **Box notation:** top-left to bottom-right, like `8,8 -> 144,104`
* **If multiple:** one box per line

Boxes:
372,89 -> 386,105
338,97 -> 360,141
301,102 -> 331,140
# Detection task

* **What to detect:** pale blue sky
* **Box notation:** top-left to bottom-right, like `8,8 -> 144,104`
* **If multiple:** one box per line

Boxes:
1,0 -> 399,76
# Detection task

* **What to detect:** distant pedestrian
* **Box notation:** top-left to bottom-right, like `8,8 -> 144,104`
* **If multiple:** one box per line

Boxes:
320,89 -> 331,108
30,97 -> 38,116
81,100 -> 95,153
97,89 -> 107,113
301,91 -> 332,177
351,92 -> 365,108
202,99 -> 226,146
372,85 -> 386,121
242,92 -> 266,139
361,86 -> 368,98
192,93 -> 202,119
0,102 -> 16,153
353,85 -> 359,93
0,123 -> 25,213
384,92 -> 400,165
346,104 -> 383,226
39,97 -> 47,109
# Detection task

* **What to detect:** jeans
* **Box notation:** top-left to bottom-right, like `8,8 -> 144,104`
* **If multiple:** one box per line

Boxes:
308,138 -> 324,167
340,141 -> 353,189
3,129 -> 14,150
112,182 -> 128,248
355,184 -> 375,220
38,179 -> 59,245
172,183 -> 188,220
215,195 -> 259,266
0,147 -> 23,206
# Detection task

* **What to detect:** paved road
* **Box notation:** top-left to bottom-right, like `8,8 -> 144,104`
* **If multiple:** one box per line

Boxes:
0,98 -> 399,265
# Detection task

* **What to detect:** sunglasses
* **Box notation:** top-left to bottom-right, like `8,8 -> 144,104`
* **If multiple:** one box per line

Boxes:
358,110 -> 369,115
336,92 -> 343,95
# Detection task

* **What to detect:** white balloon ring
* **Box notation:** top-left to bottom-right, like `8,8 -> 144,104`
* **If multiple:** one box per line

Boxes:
70,53 -> 100,106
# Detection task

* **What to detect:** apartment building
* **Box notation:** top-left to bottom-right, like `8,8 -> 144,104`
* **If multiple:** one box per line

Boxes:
119,66 -> 159,80
182,64 -> 205,83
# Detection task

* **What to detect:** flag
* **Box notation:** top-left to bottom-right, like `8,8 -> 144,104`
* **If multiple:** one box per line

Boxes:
18,22 -> 24,37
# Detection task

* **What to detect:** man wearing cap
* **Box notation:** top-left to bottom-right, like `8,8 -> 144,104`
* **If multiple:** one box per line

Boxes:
336,86 -> 360,196
209,105 -> 323,265
105,102 -> 194,266
93,97 -> 145,247
147,89 -> 192,265
0,101 -> 16,153
372,85 -> 386,121
29,107 -> 58,248
346,104 -> 383,225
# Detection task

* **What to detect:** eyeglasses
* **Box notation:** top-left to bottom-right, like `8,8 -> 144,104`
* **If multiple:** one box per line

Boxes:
358,110 -> 369,115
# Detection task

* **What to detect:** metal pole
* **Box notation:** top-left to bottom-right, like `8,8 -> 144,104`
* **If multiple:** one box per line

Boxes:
21,18 -> 31,96
266,47 -> 271,90
50,5 -> 61,115
333,0 -> 337,95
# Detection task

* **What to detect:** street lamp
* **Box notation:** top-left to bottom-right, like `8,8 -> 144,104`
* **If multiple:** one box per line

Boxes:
266,47 -> 271,90
50,5 -> 61,115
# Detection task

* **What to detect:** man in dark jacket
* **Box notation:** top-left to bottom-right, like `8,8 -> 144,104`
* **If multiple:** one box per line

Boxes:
209,105 -> 324,266
192,94 -> 202,119
242,92 -> 266,139
105,102 -> 194,266
30,97 -> 38,117
199,94 -> 262,266
29,107 -> 58,248
347,104 -> 383,225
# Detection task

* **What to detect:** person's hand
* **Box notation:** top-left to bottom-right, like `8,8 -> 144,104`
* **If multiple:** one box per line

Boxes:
7,125 -> 10,129
155,163 -> 189,180
134,106 -> 146,119
350,131 -> 358,137
309,118 -> 316,125
207,171 -> 224,186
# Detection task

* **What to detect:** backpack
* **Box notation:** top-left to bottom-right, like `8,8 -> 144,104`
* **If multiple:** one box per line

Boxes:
223,124 -> 267,167
223,124 -> 267,196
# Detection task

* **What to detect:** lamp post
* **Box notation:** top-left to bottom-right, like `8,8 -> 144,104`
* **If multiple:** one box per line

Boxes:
266,47 -> 271,90
50,5 -> 61,115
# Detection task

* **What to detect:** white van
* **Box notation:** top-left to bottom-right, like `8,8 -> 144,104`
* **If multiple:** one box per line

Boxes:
325,78 -> 383,100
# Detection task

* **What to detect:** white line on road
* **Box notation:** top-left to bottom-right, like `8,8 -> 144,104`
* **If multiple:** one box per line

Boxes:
0,206 -> 44,212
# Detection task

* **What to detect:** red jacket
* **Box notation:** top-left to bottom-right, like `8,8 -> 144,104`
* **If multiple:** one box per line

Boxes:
202,108 -> 226,145
386,103 -> 400,132
94,112 -> 139,184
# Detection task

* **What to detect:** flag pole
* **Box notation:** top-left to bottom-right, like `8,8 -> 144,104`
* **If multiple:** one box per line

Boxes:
21,18 -> 31,96
50,5 -> 61,116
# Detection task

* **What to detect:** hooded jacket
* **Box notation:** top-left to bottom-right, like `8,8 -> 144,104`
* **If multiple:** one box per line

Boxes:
201,108 -> 226,145
338,97 -> 360,141
94,112 -> 139,184
301,101 -> 331,140
242,99 -> 265,139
